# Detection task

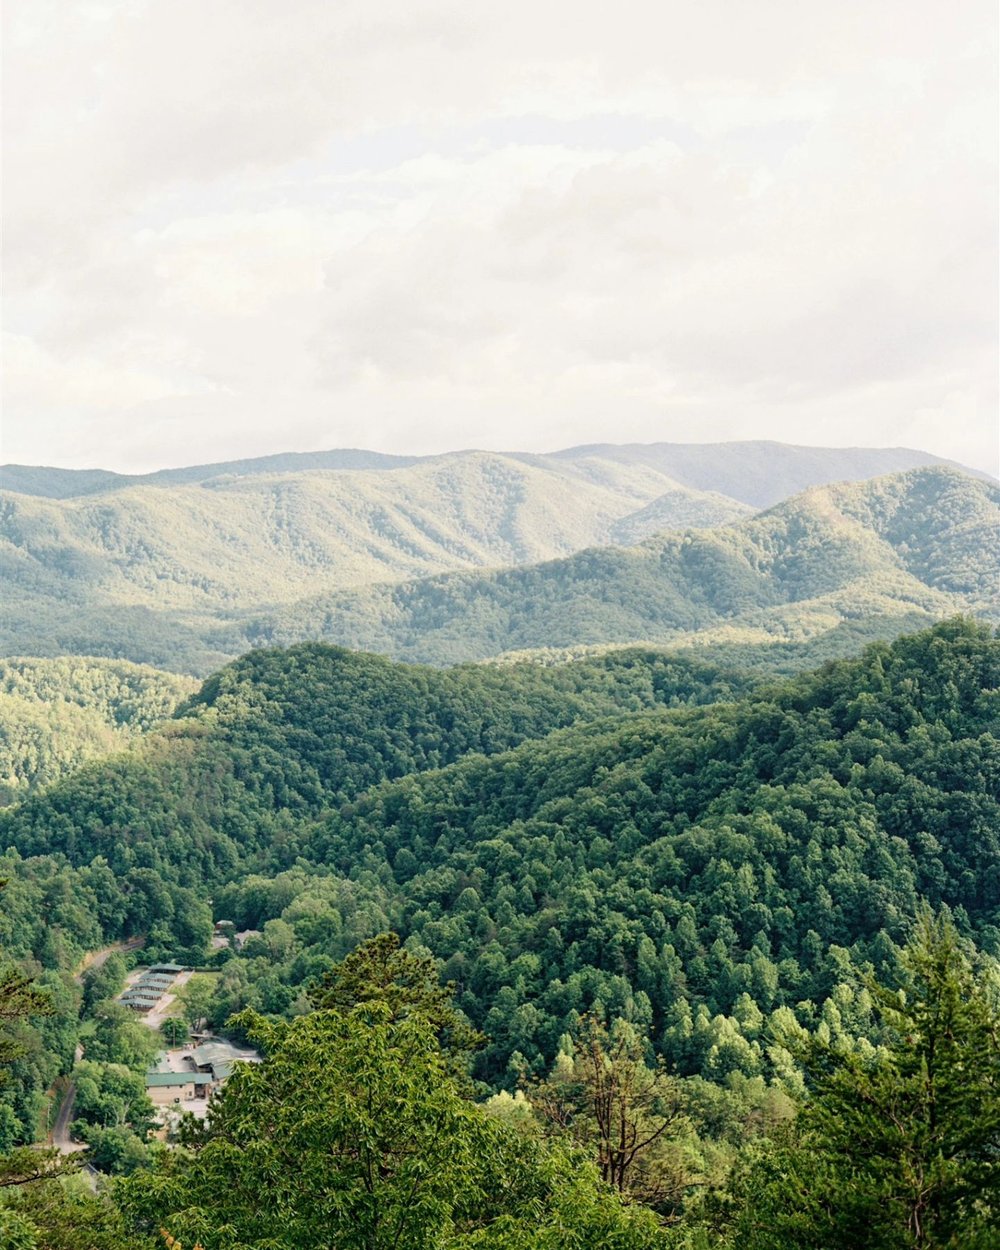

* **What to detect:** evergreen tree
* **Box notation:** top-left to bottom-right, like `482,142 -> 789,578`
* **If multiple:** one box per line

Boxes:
311,932 -> 484,1064
730,911 -> 1000,1249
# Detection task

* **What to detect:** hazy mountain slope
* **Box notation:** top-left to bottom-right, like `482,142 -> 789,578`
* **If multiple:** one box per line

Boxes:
0,451 -> 748,671
2,447 -> 989,674
2,439 -> 971,503
0,452 -> 746,607
0,449 -> 422,499
0,656 -> 196,804
609,483 -> 753,543
250,468 -> 999,664
551,440 -> 980,507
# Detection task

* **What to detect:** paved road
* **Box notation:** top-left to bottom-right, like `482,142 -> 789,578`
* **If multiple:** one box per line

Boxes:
46,937 -> 144,1152
52,1081 -> 80,1154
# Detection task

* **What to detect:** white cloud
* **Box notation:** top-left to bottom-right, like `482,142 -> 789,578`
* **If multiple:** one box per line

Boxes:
2,0 -> 996,474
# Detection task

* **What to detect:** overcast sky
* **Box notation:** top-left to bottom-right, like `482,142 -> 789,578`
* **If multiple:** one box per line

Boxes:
2,1 -> 997,474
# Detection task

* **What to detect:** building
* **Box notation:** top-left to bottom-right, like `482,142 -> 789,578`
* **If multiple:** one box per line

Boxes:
145,1072 -> 210,1107
120,990 -> 162,1012
145,1038 -> 260,1120
187,1040 -> 260,1083
120,964 -> 185,1012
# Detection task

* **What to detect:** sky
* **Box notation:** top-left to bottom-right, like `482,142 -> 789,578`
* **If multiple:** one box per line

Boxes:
2,0 -> 998,475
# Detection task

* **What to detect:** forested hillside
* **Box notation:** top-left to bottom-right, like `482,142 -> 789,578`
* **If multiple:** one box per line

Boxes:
193,619 -> 1000,1087
3,444 -> 982,675
0,450 -> 746,672
1,620 -> 998,1245
1,621 -> 996,1084
0,646 -> 751,882
0,658 -> 195,804
249,466 -> 1000,664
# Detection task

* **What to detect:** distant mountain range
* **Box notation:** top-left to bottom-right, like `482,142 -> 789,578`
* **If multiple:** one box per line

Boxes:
1,439 -> 969,503
1,443 -> 995,673
245,466 -> 1000,666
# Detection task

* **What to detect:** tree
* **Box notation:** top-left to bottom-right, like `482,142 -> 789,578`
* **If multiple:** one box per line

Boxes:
310,932 -> 483,1065
160,1017 -> 188,1048
730,911 -> 1000,1249
114,1004 -> 661,1250
527,1014 -> 691,1210
0,965 -> 52,1074
73,1124 -> 149,1175
85,1002 -> 159,1070
82,954 -> 127,1015
178,976 -> 216,1031
0,924 -> 74,1192
0,1172 -> 149,1250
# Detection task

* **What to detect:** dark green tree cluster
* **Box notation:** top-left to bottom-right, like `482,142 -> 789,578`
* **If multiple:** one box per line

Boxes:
0,644 -> 751,883
721,910 -> 1000,1248
69,1059 -> 154,1174
0,620 -> 997,1246
186,619 -> 999,1088
4,621 -> 996,1097
7,917 -> 991,1249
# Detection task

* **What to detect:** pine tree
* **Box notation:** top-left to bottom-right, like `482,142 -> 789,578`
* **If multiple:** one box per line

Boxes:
731,910 -> 1000,1249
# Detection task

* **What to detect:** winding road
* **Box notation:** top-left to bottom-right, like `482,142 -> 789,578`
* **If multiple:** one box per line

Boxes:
73,936 -> 144,985
47,937 -> 145,1152
51,1080 -> 79,1154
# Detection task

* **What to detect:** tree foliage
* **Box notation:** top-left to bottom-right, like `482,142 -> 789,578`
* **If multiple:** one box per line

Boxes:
727,912 -> 1000,1249
116,1007 -> 660,1250
526,1015 -> 689,1208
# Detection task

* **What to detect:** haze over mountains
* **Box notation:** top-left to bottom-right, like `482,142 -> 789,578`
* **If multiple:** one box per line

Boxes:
2,441 -> 996,674
1,439 -> 967,504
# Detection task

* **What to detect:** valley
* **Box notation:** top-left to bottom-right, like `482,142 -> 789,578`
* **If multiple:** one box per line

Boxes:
1,444 -> 997,1248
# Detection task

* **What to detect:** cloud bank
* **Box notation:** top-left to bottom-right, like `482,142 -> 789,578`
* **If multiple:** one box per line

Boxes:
3,0 -> 997,473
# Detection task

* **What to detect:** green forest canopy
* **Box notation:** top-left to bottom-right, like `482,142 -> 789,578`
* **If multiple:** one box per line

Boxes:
0,657 -> 195,805
0,618 -> 998,1245
0,620 -> 996,1091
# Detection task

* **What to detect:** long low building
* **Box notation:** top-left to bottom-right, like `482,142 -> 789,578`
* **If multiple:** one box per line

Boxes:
121,992 -> 164,1012
145,1038 -> 261,1117
120,963 -> 186,1012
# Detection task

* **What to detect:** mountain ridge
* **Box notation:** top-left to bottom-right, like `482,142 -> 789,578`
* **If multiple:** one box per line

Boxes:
2,452 -> 996,674
2,439 -> 982,502
241,466 -> 1000,666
